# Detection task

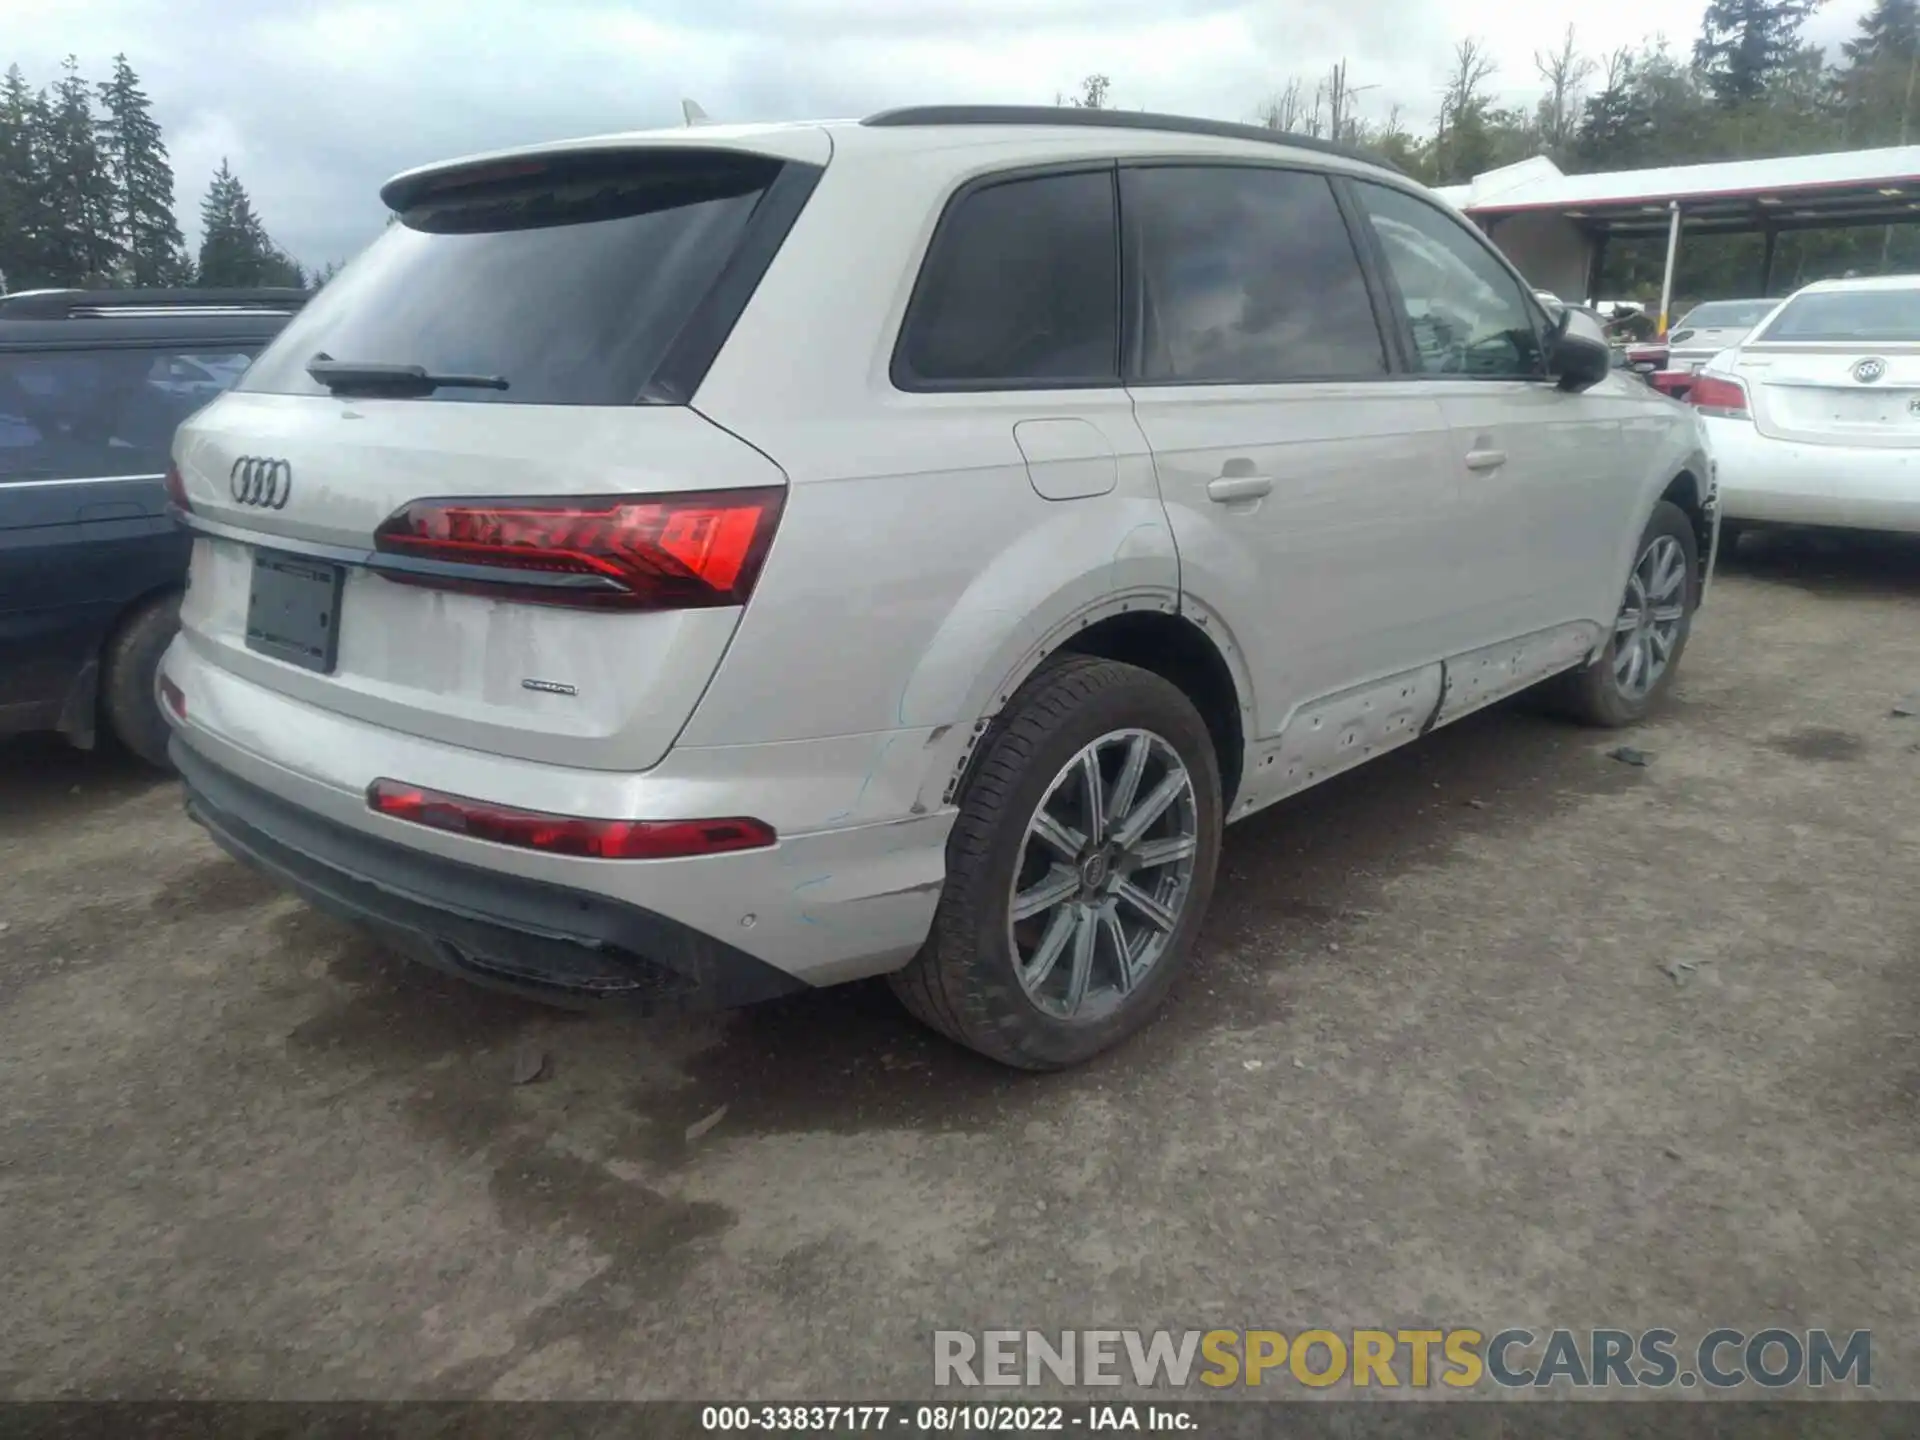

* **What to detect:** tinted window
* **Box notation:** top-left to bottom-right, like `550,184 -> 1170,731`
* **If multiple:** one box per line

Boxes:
241,153 -> 783,406
0,345 -> 258,481
1754,289 -> 1920,343
897,169 -> 1118,387
1125,166 -> 1386,383
1355,182 -> 1543,378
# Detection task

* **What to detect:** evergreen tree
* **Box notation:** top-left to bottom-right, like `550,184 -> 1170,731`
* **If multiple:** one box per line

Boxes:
97,54 -> 189,285
1694,0 -> 1825,108
1843,0 -> 1920,65
196,158 -> 250,286
1838,0 -> 1920,149
0,65 -> 53,288
1575,51 -> 1639,167
36,56 -> 120,284
196,158 -> 301,287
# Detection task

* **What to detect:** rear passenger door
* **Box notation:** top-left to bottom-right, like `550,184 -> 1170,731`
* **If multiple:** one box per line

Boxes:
1120,162 -> 1476,752
1346,181 -> 1626,645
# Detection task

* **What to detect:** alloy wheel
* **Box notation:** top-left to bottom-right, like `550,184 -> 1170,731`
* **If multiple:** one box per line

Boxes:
1612,534 -> 1688,701
1006,728 -> 1200,1023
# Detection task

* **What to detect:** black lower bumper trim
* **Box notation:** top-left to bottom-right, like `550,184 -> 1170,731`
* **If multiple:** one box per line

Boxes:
172,737 -> 806,1013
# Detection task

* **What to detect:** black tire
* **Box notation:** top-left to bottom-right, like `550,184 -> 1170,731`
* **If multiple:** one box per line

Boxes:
101,591 -> 182,770
888,655 -> 1223,1070
1550,499 -> 1699,728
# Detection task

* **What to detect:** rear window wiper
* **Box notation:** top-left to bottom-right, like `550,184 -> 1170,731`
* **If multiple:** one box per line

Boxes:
306,353 -> 509,397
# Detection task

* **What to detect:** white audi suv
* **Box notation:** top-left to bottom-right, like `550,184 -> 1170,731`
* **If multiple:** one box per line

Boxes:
159,107 -> 1714,1068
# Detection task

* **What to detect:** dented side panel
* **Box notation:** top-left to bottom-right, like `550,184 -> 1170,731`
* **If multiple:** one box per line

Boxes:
1230,663 -> 1444,821
1432,621 -> 1601,728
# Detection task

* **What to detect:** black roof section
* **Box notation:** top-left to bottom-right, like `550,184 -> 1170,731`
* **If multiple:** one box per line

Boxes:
0,287 -> 310,320
861,105 -> 1402,175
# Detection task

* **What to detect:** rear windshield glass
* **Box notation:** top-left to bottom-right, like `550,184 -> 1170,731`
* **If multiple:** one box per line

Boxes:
1677,300 -> 1773,331
1754,289 -> 1920,343
239,152 -> 782,406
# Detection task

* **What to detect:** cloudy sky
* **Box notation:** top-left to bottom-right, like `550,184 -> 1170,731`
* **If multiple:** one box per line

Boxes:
2,0 -> 1877,269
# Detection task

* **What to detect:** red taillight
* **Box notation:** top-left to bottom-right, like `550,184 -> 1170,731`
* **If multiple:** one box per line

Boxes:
371,487 -> 785,611
1688,374 -> 1750,420
159,675 -> 186,721
165,463 -> 191,513
367,779 -> 776,860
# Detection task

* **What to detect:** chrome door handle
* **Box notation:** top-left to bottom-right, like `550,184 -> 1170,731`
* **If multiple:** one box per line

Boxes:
1206,474 -> 1274,502
1464,448 -> 1508,472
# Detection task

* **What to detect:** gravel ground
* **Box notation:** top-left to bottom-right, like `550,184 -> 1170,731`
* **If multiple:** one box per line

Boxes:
2,531 -> 1917,1402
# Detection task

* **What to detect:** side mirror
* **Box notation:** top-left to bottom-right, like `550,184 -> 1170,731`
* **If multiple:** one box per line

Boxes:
1548,306 -> 1612,393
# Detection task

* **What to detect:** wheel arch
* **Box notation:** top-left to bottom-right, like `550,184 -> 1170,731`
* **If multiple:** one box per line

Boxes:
930,597 -> 1254,817
1658,456 -> 1714,592
1057,610 -> 1249,809
1600,436 -> 1712,643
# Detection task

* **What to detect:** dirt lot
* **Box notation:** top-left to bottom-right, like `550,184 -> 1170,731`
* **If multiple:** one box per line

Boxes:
2,533 -> 1918,1402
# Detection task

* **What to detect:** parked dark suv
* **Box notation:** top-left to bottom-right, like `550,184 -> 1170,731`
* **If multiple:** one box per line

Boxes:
0,287 -> 304,766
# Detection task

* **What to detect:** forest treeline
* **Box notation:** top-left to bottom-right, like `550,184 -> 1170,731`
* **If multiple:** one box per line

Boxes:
1067,0 -> 1920,299
8,4 -> 1920,304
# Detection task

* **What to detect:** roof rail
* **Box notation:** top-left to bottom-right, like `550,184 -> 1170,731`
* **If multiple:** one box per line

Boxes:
0,286 -> 311,320
860,105 -> 1403,175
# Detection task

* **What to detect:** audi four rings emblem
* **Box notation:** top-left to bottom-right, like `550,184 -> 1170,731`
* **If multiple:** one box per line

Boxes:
230,456 -> 292,509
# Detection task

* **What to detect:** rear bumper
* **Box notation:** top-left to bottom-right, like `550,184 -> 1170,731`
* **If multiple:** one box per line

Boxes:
160,636 -> 955,996
1705,416 -> 1920,532
176,737 -> 805,1010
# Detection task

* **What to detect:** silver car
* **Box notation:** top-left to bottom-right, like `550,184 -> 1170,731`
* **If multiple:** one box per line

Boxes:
1666,298 -> 1776,373
158,107 -> 1715,1069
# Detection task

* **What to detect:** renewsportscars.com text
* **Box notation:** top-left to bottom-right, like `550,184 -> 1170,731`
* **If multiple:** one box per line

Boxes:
933,1328 -> 1871,1391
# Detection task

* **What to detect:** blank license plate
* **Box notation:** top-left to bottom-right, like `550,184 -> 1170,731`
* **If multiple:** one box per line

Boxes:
246,551 -> 344,674
1824,391 -> 1916,423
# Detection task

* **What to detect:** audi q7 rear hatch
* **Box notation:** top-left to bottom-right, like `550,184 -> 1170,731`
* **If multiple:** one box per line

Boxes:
169,139 -> 824,772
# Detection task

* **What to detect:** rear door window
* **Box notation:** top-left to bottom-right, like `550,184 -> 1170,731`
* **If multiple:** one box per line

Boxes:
0,345 -> 259,482
894,168 -> 1120,388
1121,164 -> 1388,383
239,152 -> 789,406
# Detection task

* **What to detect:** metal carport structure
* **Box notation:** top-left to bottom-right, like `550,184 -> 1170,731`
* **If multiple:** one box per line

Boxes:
1434,145 -> 1920,336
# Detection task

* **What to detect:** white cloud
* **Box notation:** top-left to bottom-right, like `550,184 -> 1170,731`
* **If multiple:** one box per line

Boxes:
0,0 -> 1877,267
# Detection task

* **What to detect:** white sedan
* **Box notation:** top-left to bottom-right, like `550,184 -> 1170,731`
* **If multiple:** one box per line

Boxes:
1694,275 -> 1920,540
